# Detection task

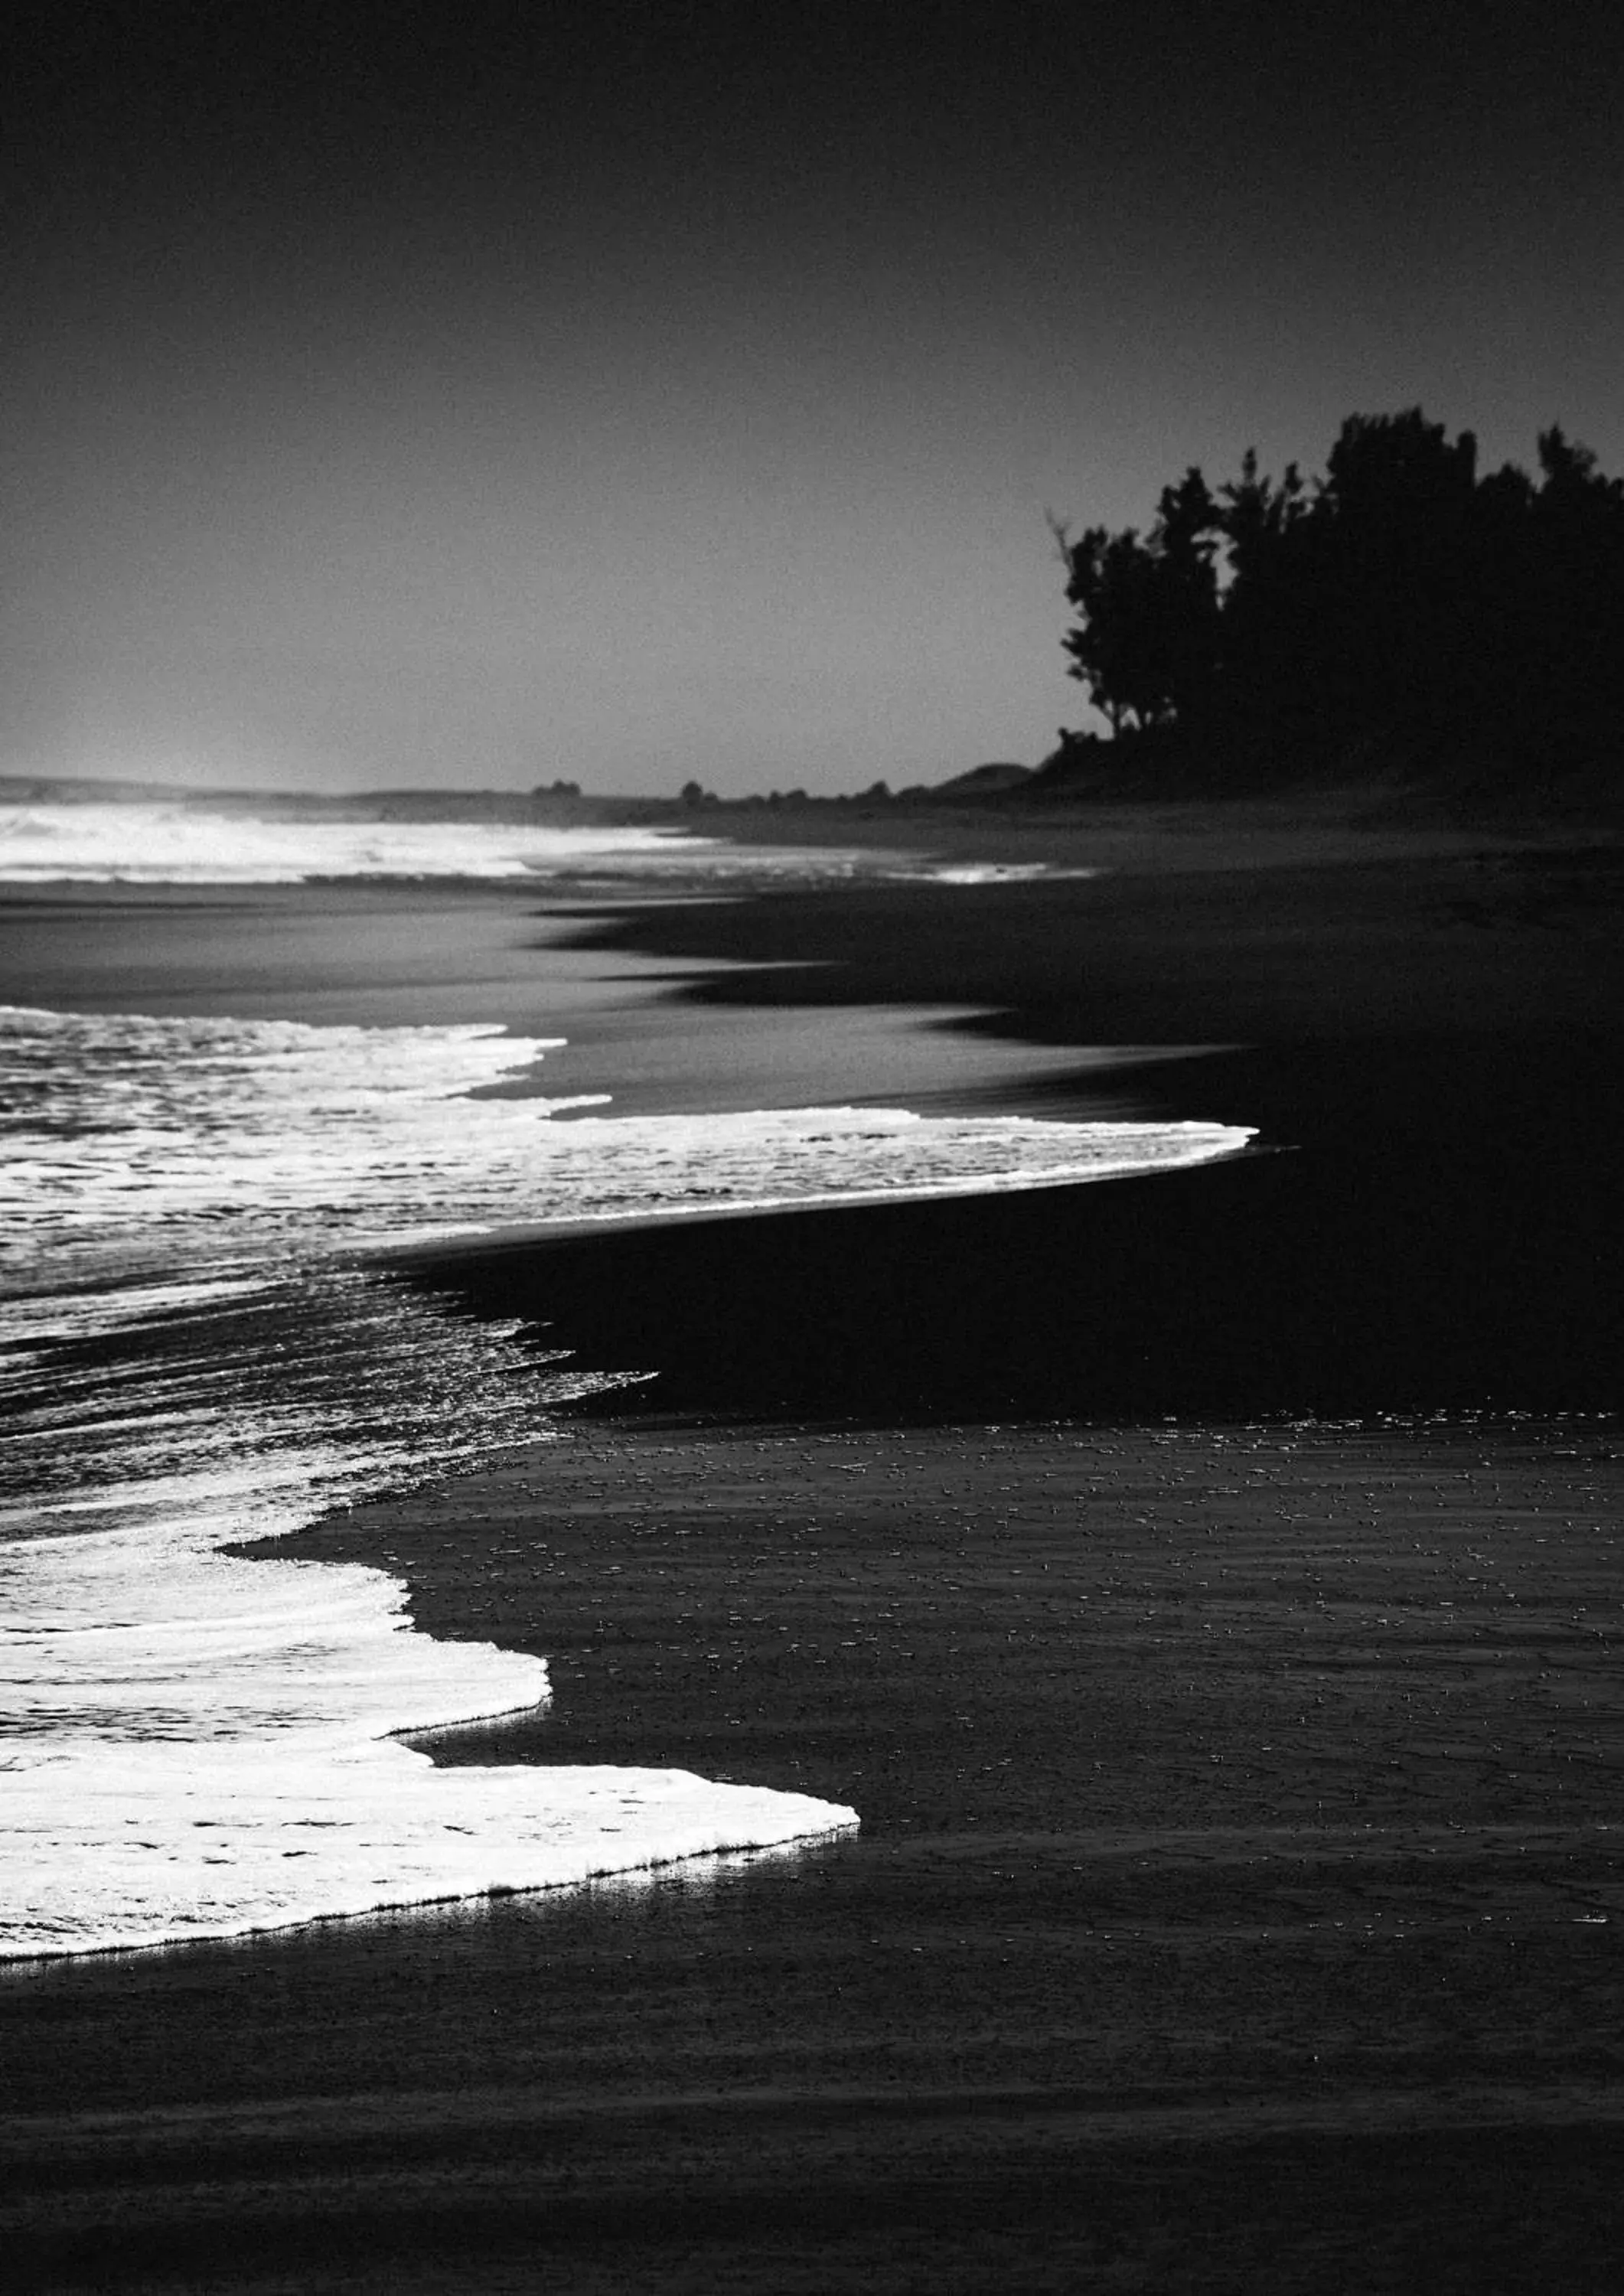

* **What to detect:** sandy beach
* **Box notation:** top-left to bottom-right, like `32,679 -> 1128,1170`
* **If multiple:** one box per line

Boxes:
5,803 -> 1623,2291
8,1413 -> 1623,2291
12,0 -> 1624,2280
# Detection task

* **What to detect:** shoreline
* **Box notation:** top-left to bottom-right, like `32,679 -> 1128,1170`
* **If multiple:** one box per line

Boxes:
409,1033 -> 1622,1424
7,814 -> 1624,2288
11,1409 -> 1623,2289
396,824 -> 1623,1424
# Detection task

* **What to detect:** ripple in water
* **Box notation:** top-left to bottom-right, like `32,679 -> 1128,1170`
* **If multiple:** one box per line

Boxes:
0,1001 -> 1250,1957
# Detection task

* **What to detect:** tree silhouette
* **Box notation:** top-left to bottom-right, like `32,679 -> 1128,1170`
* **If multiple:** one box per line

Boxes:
1052,409 -> 1624,794
1051,468 -> 1221,735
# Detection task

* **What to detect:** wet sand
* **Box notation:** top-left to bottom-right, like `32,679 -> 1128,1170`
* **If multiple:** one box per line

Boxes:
5,805 -> 1624,2290
7,1418 -> 1623,2291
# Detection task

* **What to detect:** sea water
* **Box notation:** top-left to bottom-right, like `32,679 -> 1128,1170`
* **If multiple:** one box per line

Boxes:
0,804 -> 802,885
0,801 -> 1080,886
0,813 -> 1248,1957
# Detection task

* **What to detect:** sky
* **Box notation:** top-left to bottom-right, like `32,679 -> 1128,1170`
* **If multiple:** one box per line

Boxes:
4,1 -> 1621,797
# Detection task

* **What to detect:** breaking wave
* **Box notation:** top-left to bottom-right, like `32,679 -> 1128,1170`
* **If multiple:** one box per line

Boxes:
0,998 -> 1249,1958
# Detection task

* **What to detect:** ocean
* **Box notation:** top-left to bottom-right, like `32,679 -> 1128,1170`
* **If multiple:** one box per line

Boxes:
1,804 -> 1252,1958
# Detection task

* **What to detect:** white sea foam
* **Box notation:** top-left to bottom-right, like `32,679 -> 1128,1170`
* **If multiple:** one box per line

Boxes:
0,1005 -> 1251,1293
6,1740 -> 851,1957
1,999 -> 1250,1958
0,804 -> 876,885
0,1267 -> 850,1957
921,862 -> 1097,884
0,800 -> 1091,887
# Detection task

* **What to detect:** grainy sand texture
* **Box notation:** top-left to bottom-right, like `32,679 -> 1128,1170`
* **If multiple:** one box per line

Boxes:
8,1415 -> 1623,2291
5,801 -> 1622,2291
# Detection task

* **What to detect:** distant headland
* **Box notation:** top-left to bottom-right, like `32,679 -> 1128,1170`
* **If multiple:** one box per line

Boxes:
7,406 -> 1620,833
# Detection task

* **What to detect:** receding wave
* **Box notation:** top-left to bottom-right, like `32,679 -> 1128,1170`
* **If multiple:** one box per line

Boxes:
0,801 -> 1094,888
0,804 -> 872,885
1,1005 -> 1251,1293
1,1001 -> 1249,1958
0,1266 -> 852,1958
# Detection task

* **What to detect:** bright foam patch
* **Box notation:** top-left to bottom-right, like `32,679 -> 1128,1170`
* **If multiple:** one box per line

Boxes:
0,800 -> 1092,887
5,1741 -> 850,1957
0,804 -> 880,885
0,1267 -> 856,1958
1,1425 -> 851,1957
921,862 -> 1099,885
1,1006 -> 1252,1293
1,1001 -> 1249,1958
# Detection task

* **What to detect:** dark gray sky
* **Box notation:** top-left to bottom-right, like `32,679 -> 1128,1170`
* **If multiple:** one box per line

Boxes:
5,2 -> 1619,795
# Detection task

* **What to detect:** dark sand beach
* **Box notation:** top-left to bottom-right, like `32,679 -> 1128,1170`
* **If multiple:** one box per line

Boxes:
6,807 -> 1624,2292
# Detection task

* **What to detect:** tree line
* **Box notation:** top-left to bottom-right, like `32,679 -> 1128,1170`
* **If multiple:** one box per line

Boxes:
1050,409 -> 1624,788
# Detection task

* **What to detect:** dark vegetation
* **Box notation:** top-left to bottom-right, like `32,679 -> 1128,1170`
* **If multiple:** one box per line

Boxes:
16,409 -> 1619,823
1044,409 -> 1624,804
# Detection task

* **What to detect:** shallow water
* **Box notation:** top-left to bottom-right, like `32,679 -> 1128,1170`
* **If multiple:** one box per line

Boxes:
0,805 -> 840,885
0,801 -> 1092,889
0,820 -> 1249,1957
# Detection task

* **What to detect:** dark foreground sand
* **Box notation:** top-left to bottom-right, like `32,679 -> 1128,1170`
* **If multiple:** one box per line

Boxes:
6,1419 -> 1623,2292
5,807 -> 1623,2292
